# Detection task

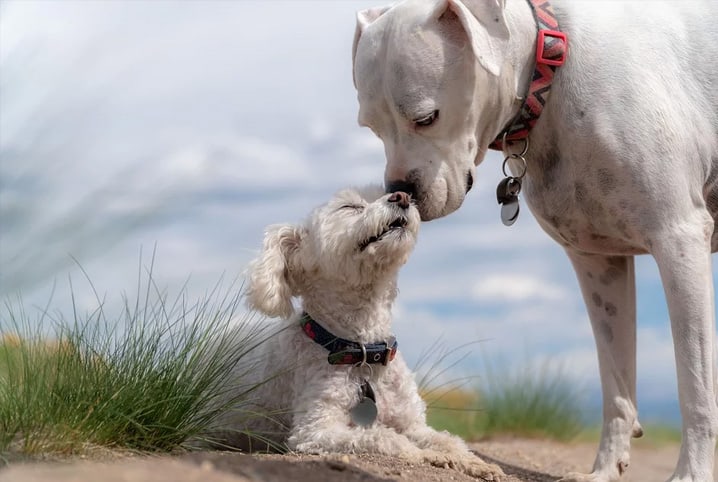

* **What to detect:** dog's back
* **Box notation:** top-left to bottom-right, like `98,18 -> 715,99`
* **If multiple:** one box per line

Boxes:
555,1 -> 718,138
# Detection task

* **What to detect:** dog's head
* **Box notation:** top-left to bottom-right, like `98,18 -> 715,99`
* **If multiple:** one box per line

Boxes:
352,0 -> 514,220
246,185 -> 420,318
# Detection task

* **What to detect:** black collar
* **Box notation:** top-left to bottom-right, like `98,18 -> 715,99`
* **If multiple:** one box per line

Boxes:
299,313 -> 398,365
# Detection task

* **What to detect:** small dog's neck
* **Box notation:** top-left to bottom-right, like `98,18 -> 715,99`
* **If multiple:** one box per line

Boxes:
299,277 -> 398,344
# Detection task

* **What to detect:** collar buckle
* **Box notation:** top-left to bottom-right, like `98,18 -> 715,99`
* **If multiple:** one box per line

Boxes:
536,29 -> 567,67
382,336 -> 397,366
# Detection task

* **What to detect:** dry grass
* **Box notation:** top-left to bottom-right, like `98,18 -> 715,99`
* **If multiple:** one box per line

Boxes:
422,361 -> 587,442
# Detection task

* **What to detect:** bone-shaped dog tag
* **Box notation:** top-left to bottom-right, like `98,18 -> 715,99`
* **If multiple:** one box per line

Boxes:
349,379 -> 377,427
496,177 -> 522,226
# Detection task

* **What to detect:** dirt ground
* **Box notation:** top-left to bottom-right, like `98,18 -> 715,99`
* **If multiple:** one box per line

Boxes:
2,438 -> 716,482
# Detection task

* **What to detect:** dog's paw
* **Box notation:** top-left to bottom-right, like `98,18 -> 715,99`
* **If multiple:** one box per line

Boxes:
460,458 -> 505,481
421,451 -> 505,481
290,441 -> 327,455
425,431 -> 470,453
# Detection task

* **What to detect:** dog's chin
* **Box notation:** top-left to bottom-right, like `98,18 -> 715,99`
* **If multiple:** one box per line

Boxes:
416,187 -> 465,221
358,216 -> 415,253
359,232 -> 415,266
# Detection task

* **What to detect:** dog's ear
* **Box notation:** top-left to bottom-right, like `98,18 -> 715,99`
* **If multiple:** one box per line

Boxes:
442,0 -> 510,77
352,5 -> 392,87
245,224 -> 304,319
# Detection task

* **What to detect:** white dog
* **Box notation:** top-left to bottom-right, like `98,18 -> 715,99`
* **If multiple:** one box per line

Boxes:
352,1 -> 718,481
216,186 -> 503,480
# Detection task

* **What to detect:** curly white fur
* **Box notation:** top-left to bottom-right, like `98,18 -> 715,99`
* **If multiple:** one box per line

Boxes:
216,185 -> 504,481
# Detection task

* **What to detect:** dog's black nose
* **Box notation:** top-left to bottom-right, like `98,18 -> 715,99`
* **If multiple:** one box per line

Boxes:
388,191 -> 411,209
386,180 -> 416,198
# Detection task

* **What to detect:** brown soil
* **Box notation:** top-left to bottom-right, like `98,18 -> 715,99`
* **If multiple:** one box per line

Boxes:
1,438 -> 716,482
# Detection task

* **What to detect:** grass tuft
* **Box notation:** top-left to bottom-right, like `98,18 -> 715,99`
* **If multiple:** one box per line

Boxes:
420,348 -> 587,442
0,256 -> 272,458
415,338 -> 487,440
476,360 -> 586,441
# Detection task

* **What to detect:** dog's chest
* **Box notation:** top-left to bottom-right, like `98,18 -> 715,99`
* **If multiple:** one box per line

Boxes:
518,153 -> 650,255
369,361 -> 421,428
373,384 -> 410,426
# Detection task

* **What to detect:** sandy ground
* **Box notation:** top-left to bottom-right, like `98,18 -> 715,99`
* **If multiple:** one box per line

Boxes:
2,438 -> 716,482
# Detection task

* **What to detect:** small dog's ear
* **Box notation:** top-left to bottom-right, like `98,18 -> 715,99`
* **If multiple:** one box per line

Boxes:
246,224 -> 304,318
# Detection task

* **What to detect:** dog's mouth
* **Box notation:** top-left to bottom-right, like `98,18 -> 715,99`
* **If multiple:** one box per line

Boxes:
359,216 -> 409,251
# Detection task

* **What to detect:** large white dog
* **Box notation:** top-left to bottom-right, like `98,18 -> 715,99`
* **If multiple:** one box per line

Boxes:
352,1 -> 718,481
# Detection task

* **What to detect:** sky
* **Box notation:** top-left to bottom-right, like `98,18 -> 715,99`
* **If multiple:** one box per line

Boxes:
1,0 -> 715,426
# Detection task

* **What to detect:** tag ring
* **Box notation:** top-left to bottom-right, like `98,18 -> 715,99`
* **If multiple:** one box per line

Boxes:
501,132 -> 529,157
502,154 -> 527,178
353,344 -> 372,376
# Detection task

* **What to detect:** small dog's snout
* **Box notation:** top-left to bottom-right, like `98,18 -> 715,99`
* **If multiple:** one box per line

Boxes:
386,180 -> 416,198
388,191 -> 411,209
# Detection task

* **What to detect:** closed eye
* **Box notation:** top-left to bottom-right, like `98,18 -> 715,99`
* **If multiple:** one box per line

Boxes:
338,204 -> 365,212
414,110 -> 439,127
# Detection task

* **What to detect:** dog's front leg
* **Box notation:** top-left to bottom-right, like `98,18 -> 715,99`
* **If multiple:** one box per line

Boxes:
651,218 -> 717,482
288,408 -> 503,480
560,252 -> 640,482
287,407 -> 426,459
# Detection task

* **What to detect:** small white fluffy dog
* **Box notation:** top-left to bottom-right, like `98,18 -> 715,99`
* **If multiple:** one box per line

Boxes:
216,185 -> 503,481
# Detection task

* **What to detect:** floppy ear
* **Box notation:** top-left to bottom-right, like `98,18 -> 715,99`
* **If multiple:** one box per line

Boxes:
245,224 -> 304,319
352,5 -> 392,86
444,0 -> 510,76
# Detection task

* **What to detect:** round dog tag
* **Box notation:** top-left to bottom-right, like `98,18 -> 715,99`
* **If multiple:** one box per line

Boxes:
501,200 -> 520,226
350,380 -> 377,427
349,397 -> 378,427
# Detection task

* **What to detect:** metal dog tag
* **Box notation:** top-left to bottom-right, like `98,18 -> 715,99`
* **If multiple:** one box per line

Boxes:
349,380 -> 377,427
496,176 -> 521,204
500,200 -> 520,226
496,177 -> 522,226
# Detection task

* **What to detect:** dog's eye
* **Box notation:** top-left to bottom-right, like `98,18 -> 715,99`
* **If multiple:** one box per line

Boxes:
414,110 -> 439,127
339,204 -> 364,212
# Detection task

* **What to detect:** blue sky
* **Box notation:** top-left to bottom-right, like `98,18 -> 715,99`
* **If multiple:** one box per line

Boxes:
1,0 -> 715,425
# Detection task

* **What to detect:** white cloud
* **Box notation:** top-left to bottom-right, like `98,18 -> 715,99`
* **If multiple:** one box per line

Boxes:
472,273 -> 568,303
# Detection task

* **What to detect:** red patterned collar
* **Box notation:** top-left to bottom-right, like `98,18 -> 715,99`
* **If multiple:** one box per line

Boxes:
489,0 -> 568,151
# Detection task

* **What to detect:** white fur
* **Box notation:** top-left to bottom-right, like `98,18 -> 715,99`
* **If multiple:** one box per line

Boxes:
218,186 -> 503,481
353,1 -> 718,481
